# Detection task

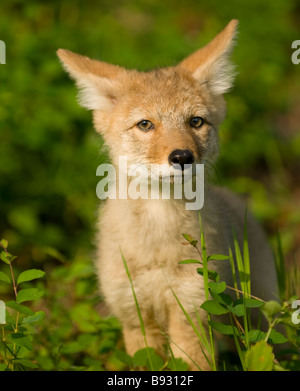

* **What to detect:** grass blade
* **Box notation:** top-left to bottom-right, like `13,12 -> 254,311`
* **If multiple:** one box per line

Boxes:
229,247 -> 239,299
230,314 -> 246,370
275,229 -> 286,300
121,250 -> 154,371
170,287 -> 212,370
243,210 -> 251,298
198,213 -> 217,370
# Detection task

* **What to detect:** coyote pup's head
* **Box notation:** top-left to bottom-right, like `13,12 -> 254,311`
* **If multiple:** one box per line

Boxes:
57,20 -> 238,177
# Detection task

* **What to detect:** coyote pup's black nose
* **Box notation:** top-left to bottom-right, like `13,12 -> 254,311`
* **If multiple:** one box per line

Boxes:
168,149 -> 194,170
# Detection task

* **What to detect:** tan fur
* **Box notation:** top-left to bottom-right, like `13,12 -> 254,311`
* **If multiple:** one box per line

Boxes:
57,20 -> 278,370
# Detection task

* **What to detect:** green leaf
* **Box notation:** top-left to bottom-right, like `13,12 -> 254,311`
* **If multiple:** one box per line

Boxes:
0,363 -> 8,371
228,303 -> 245,317
0,271 -> 10,284
0,239 -> 8,249
178,259 -> 202,264
147,352 -> 164,372
133,347 -> 164,370
243,298 -> 264,308
261,300 -> 282,321
230,298 -> 263,316
60,334 -> 98,355
36,356 -> 55,371
182,233 -> 194,242
16,288 -> 44,304
201,300 -> 229,315
7,333 -> 33,351
210,291 -> 233,306
210,320 -> 238,336
197,268 -> 220,282
167,357 -> 189,371
14,359 -> 39,369
133,348 -> 150,367
190,240 -> 198,247
60,341 -> 84,354
247,329 -> 266,343
0,251 -> 16,265
207,254 -> 230,261
268,329 -> 288,344
115,349 -> 134,367
245,341 -> 274,371
21,311 -> 45,324
17,269 -> 45,285
182,234 -> 198,246
6,301 -> 34,315
208,281 -> 226,294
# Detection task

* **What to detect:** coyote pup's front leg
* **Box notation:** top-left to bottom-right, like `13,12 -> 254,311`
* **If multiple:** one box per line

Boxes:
122,323 -> 166,359
168,308 -> 212,371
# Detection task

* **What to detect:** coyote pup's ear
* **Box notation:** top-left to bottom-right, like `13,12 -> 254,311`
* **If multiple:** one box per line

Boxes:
57,49 -> 125,111
179,19 -> 238,95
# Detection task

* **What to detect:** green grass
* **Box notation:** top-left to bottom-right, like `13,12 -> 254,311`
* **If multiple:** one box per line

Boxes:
0,210 -> 299,371
118,213 -> 300,371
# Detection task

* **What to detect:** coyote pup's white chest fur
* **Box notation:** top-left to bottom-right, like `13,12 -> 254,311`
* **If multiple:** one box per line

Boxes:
58,20 -> 277,370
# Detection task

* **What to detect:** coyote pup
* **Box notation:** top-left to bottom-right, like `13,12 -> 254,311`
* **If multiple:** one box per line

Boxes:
57,20 -> 277,370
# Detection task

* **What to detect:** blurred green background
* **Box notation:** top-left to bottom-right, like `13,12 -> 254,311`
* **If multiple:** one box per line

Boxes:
0,0 -> 299,370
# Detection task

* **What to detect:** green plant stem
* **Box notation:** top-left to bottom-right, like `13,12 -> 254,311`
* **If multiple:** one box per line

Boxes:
225,285 -> 264,302
199,213 -> 216,371
166,333 -> 202,371
264,320 -> 277,343
170,287 -> 210,370
121,250 -> 154,371
9,263 -> 17,299
230,314 -> 246,370
264,327 -> 272,343
243,309 -> 249,349
229,247 -> 239,299
5,247 -> 19,369
199,238 -> 209,301
1,325 -> 7,364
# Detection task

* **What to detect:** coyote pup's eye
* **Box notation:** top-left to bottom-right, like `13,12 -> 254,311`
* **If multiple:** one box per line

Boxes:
137,120 -> 154,131
190,116 -> 205,129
